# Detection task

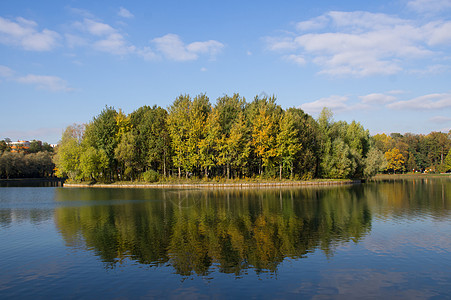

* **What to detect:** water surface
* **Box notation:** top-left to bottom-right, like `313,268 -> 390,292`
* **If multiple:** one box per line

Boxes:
1,178 -> 450,298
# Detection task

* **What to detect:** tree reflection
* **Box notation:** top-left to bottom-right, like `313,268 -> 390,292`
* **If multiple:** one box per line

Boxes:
54,187 -> 374,275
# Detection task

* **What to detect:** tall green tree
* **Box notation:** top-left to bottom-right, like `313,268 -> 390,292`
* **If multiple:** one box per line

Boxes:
210,94 -> 246,178
54,124 -> 84,180
276,109 -> 302,179
84,106 -> 119,180
115,131 -> 139,180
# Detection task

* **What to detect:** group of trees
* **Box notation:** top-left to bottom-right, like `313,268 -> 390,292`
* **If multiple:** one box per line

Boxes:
373,132 -> 451,174
0,139 -> 55,179
55,94 -> 383,182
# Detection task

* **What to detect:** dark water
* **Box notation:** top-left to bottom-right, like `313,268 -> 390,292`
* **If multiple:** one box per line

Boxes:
0,178 -> 450,299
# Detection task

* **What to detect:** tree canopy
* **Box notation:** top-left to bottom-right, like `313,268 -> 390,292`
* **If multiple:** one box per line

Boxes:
53,93 -> 451,182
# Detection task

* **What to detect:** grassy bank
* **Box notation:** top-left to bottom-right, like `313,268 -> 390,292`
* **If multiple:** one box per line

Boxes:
372,173 -> 451,180
63,178 -> 361,189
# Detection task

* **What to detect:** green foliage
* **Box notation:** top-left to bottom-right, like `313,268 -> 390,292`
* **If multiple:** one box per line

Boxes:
444,148 -> 451,172
79,147 -> 108,181
364,148 -> 386,178
54,126 -> 83,180
56,95 -> 449,181
276,109 -> 302,179
373,131 -> 451,173
0,140 -> 10,153
0,149 -> 54,179
317,108 -> 370,179
142,169 -> 159,182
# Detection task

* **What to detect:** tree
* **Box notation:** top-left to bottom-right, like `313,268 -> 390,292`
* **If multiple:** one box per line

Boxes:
84,106 -> 119,180
276,110 -> 302,179
209,94 -> 246,179
228,112 -> 251,178
248,95 -> 281,176
385,148 -> 405,174
0,140 -> 9,153
79,147 -> 108,181
186,94 -> 211,177
364,148 -> 386,178
54,125 -> 84,180
28,140 -> 43,153
115,131 -> 138,180
444,148 -> 451,172
167,95 -> 193,178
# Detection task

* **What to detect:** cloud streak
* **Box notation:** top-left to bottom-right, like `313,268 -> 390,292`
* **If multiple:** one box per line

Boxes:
118,7 -> 134,19
300,91 -> 451,115
0,65 -> 73,92
16,74 -> 73,92
266,11 -> 451,76
387,93 -> 451,110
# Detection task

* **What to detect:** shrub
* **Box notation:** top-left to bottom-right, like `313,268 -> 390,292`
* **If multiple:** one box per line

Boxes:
142,170 -> 159,183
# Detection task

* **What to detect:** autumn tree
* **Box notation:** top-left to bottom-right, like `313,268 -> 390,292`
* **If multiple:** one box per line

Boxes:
385,148 -> 405,174
248,95 -> 282,176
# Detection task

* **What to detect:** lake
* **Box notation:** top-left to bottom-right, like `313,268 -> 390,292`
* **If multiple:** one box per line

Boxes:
0,178 -> 450,299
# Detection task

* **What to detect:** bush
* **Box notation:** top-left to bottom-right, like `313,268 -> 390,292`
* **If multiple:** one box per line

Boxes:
142,170 -> 159,183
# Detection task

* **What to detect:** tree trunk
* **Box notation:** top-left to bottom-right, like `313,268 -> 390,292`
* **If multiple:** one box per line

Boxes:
163,151 -> 166,177
227,163 -> 230,179
178,167 -> 181,178
280,163 -> 282,180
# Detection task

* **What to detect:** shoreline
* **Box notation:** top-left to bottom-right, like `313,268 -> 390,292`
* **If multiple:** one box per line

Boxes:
64,179 -> 362,189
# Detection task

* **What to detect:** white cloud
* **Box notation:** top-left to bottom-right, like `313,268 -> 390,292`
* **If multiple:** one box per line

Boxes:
284,54 -> 306,65
296,15 -> 328,31
0,16 -> 59,51
300,95 -> 351,114
429,115 -> 451,123
16,74 -> 73,92
200,67 -> 207,72
409,64 -> 450,75
69,13 -> 224,62
94,33 -> 134,55
135,47 -> 159,61
387,93 -> 451,109
74,18 -> 115,36
152,34 -> 224,61
0,65 -> 14,78
360,93 -> 397,104
72,18 -> 139,56
266,11 -> 451,76
407,0 -> 451,13
118,7 -> 134,19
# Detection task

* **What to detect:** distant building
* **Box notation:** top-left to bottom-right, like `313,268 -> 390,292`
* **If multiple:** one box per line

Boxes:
9,140 -> 31,152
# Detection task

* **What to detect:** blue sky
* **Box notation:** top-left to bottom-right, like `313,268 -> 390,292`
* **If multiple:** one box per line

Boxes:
1,0 -> 451,143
